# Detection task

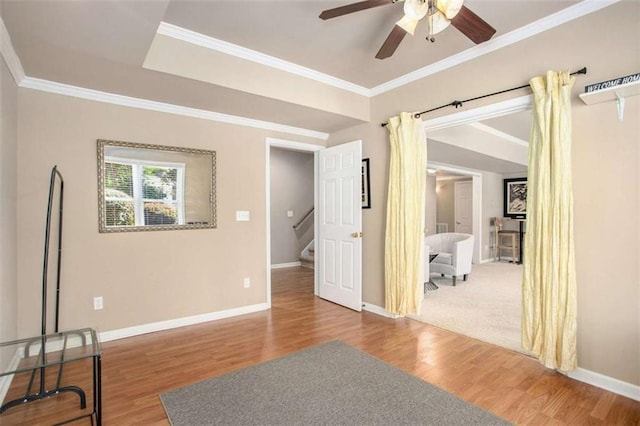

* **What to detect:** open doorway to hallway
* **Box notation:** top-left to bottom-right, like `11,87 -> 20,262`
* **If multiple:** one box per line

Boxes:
269,147 -> 315,270
266,138 -> 323,305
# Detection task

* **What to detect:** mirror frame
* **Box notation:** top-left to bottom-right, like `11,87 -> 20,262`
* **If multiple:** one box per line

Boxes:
97,139 -> 216,233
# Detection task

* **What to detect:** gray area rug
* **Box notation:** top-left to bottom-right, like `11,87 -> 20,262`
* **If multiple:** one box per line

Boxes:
160,340 -> 511,425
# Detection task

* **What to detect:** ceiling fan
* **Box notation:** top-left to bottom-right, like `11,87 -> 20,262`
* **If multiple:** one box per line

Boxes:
319,0 -> 496,59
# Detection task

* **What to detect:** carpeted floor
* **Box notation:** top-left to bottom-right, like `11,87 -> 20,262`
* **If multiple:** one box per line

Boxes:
409,261 -> 527,354
160,341 -> 511,425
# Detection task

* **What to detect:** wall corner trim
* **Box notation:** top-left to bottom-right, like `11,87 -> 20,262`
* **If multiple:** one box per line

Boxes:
0,15 -> 25,85
98,303 -> 269,343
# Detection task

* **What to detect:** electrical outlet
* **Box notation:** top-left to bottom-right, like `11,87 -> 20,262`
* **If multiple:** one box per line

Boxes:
243,277 -> 250,288
93,296 -> 103,310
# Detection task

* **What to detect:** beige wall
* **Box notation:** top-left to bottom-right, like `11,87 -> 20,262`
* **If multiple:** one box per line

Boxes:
15,88 -> 324,337
435,179 -> 457,232
572,97 -> 639,386
425,175 -> 436,236
0,52 -> 18,368
328,2 -> 639,385
269,147 -> 314,265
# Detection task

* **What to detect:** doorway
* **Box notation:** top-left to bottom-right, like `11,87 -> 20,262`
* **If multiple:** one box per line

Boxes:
265,138 -> 322,308
454,181 -> 473,233
265,138 -> 364,312
414,96 -> 531,353
427,162 -> 482,264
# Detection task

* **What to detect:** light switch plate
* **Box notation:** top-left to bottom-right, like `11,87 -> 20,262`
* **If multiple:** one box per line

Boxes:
236,211 -> 250,221
287,210 -> 294,218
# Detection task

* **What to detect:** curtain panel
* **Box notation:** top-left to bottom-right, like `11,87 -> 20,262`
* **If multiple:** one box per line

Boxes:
385,112 -> 427,316
522,70 -> 578,371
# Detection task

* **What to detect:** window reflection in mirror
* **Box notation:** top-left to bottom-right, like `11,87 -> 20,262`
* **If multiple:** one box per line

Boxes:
97,140 -> 216,232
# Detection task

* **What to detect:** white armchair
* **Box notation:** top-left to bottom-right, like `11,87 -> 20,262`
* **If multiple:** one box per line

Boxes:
424,233 -> 475,286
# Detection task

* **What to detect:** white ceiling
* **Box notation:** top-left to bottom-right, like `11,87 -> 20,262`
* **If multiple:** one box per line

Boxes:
1,0 -> 636,174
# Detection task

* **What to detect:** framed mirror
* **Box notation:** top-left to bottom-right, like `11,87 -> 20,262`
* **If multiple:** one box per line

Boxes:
97,139 -> 216,233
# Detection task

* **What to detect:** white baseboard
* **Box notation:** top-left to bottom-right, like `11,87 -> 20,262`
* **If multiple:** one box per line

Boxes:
0,349 -> 22,406
362,303 -> 399,318
99,303 -> 269,343
565,367 -> 640,402
270,262 -> 301,269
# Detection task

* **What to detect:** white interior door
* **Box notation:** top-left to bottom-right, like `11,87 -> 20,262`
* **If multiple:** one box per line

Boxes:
317,140 -> 362,311
455,180 -> 473,233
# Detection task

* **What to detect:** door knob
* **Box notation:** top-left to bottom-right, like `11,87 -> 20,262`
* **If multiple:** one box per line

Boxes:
351,232 -> 363,238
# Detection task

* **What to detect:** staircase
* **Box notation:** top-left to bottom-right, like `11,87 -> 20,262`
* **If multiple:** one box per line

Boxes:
299,241 -> 315,269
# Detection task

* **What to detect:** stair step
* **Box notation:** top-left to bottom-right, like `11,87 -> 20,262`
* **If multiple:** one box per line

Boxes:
299,254 -> 314,269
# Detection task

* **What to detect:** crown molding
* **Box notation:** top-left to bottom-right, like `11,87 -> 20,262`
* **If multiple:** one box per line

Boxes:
157,22 -> 371,97
370,0 -> 622,96
0,15 -> 25,85
468,122 -> 529,147
19,77 -> 329,140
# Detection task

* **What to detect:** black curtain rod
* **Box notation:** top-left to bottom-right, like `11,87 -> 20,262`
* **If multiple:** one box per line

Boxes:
380,67 -> 587,127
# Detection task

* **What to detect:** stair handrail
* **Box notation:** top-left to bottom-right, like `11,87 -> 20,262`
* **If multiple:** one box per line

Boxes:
293,207 -> 314,230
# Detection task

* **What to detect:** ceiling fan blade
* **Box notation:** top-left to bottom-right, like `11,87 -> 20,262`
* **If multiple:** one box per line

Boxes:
450,5 -> 496,44
319,0 -> 392,20
375,25 -> 407,59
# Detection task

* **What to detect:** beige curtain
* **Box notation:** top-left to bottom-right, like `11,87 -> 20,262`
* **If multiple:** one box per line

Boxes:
385,112 -> 427,316
522,71 -> 577,371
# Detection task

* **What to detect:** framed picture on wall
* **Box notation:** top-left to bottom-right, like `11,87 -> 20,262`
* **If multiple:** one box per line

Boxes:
504,177 -> 527,219
362,158 -> 371,209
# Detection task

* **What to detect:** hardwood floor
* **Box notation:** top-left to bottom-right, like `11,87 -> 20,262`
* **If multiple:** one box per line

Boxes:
2,267 -> 638,425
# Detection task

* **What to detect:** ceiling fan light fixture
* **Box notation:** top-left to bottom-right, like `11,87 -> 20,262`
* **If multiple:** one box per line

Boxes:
436,0 -> 464,19
397,0 -> 430,35
404,0 -> 430,20
427,11 -> 451,35
396,15 -> 420,35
